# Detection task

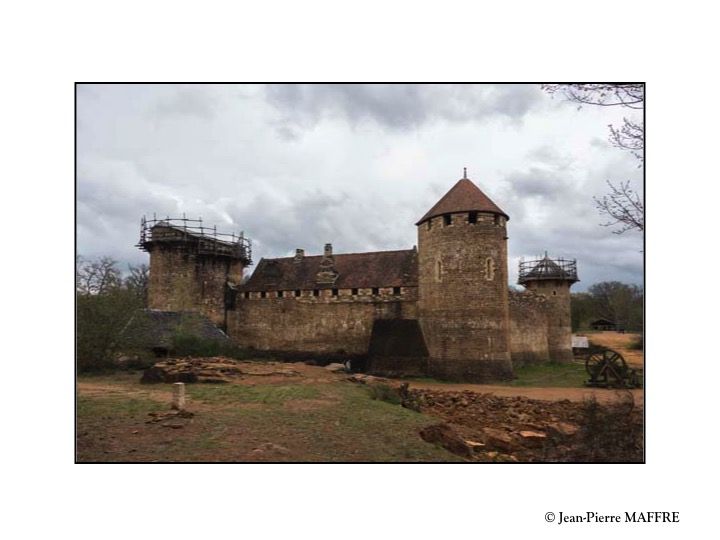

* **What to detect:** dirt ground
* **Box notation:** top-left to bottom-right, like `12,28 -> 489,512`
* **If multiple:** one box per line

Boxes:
77,359 -> 644,463
395,380 -> 643,405
581,331 -> 644,367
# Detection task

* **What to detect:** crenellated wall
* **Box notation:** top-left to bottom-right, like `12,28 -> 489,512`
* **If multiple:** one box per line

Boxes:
226,287 -> 419,357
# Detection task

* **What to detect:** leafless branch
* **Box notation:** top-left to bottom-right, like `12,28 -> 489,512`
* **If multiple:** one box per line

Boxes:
593,180 -> 644,234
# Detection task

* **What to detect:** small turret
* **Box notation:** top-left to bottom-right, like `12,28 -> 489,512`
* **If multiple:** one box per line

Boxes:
518,254 -> 579,362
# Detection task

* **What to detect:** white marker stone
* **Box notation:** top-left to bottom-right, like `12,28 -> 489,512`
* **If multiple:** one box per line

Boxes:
171,382 -> 186,410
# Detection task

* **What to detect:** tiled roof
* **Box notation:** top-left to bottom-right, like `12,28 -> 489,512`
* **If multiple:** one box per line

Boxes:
417,178 -> 509,225
241,249 -> 418,291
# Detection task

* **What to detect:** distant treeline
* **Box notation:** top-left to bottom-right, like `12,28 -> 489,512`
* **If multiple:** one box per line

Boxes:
571,281 -> 643,332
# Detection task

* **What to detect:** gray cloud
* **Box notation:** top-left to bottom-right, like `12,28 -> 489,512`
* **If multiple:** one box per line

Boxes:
265,84 -> 543,137
76,84 -> 643,290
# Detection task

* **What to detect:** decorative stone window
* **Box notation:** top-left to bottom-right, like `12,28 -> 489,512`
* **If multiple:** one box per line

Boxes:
485,257 -> 495,281
277,290 -> 284,298
372,287 -> 379,295
332,288 -> 339,297
443,214 -> 451,226
295,289 -> 301,297
244,291 -> 250,299
313,289 -> 319,297
468,211 -> 477,224
393,287 -> 401,296
261,291 -> 267,298
351,288 -> 359,296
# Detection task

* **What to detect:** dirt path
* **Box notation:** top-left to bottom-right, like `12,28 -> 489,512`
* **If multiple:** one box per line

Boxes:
582,331 -> 644,367
398,381 -> 644,406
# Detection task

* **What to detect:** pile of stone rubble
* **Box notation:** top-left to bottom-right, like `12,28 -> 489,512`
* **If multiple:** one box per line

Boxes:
141,357 -> 302,384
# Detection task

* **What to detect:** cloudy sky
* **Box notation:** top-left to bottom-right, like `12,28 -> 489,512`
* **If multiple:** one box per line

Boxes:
76,84 -> 643,291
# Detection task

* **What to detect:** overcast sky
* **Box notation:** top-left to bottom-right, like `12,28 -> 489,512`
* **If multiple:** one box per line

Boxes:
76,84 -> 643,292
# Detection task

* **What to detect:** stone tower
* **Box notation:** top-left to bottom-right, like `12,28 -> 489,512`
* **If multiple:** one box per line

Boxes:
137,216 -> 252,328
518,254 -> 578,362
416,172 -> 513,381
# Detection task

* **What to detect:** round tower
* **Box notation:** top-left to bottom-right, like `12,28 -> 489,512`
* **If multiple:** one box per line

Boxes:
416,170 -> 513,382
518,254 -> 579,362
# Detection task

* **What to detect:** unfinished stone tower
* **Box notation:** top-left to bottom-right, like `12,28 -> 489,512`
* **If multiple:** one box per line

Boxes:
416,171 -> 513,381
518,254 -> 578,362
137,216 -> 252,328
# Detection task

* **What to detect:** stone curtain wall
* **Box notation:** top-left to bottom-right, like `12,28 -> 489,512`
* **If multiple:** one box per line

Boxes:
417,212 -> 513,381
508,289 -> 551,366
148,247 -> 244,327
227,287 -> 419,357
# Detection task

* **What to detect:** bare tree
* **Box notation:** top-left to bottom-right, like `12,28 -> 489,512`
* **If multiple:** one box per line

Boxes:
542,83 -> 644,234
76,256 -> 123,295
125,263 -> 149,305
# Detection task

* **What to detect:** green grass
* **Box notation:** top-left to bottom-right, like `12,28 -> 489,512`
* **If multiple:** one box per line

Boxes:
502,361 -> 588,387
76,375 -> 462,462
76,394 -> 163,418
186,383 -> 323,405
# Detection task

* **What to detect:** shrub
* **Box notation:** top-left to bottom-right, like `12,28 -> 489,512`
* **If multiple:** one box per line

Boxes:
571,392 -> 643,462
170,331 -> 251,360
367,383 -> 402,405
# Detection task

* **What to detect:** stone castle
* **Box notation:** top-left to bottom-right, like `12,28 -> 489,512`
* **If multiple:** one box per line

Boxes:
138,172 -> 579,382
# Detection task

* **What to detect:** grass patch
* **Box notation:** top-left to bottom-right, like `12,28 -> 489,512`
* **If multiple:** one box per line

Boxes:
76,374 -> 461,462
503,361 -> 588,387
366,383 -> 402,405
76,394 -> 162,418
186,383 -> 323,405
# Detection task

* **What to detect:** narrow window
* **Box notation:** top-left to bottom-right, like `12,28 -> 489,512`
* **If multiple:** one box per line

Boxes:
332,288 -> 339,297
277,290 -> 284,298
494,215 -> 501,226
468,211 -> 477,224
485,258 -> 495,281
351,288 -> 359,296
443,214 -> 451,226
313,289 -> 319,297
436,259 -> 443,282
244,291 -> 250,299
372,287 -> 379,295
427,219 -> 432,230
553,290 -> 557,296
393,287 -> 401,296
295,289 -> 301,297
260,291 -> 267,298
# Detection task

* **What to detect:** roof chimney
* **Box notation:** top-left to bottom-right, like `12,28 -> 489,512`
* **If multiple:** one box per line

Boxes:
324,243 -> 333,257
294,248 -> 304,263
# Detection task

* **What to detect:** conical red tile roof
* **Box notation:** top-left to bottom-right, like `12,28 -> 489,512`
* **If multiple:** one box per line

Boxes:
416,177 -> 509,225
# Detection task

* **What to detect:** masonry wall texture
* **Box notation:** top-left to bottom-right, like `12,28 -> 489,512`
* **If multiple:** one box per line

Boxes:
508,290 -> 550,366
227,287 -> 418,356
140,174 -> 577,382
147,247 -> 244,327
417,211 -> 513,381
521,279 -> 574,362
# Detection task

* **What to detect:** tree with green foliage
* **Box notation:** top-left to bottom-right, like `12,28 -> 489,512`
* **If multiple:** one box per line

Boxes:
76,256 -> 144,372
571,281 -> 643,332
